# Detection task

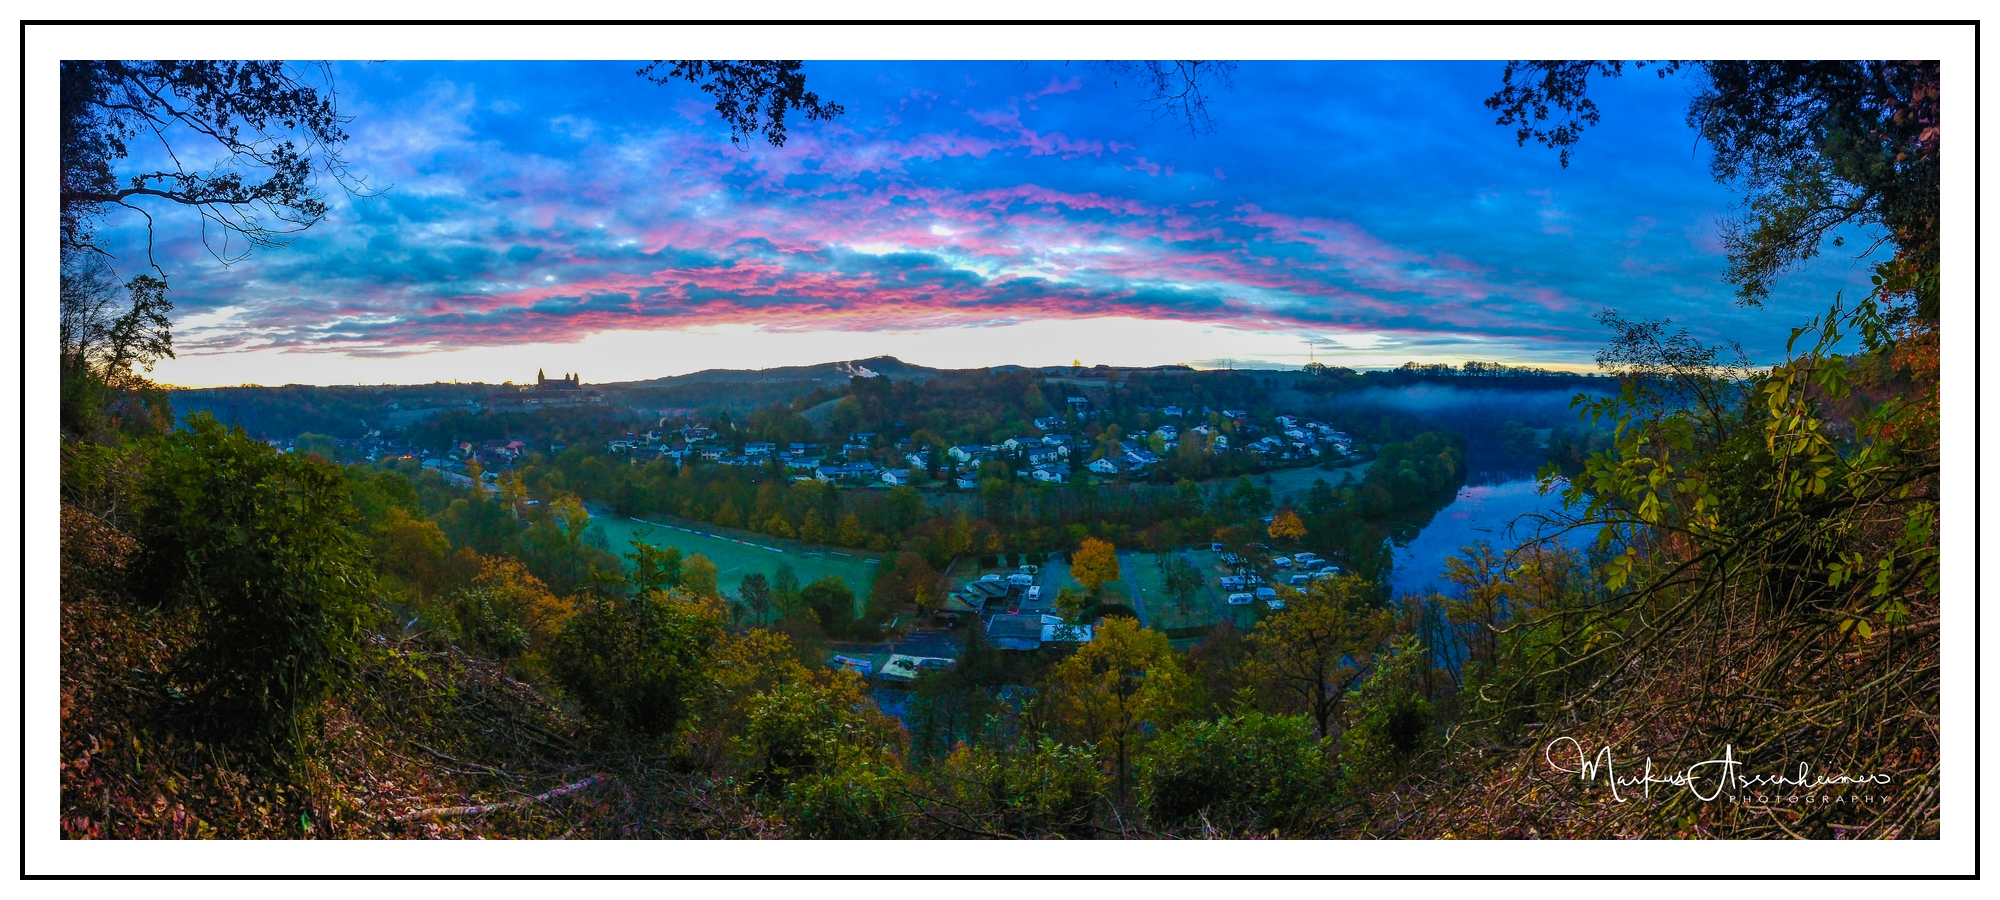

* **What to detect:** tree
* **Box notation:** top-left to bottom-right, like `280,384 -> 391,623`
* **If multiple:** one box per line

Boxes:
1486,60 -> 1939,319
1046,617 -> 1189,804
1246,576 -> 1395,739
449,554 -> 570,662
61,60 -> 362,261
771,562 -> 803,619
131,414 -> 372,758
1267,508 -> 1307,543
549,591 -> 721,742
369,506 -> 451,598
682,553 -> 721,600
1071,537 -> 1121,598
638,61 -> 845,147
1090,61 -> 1238,137
626,540 -> 685,596
739,572 -> 773,625
1161,554 -> 1203,619
800,576 -> 857,636
58,250 -> 173,437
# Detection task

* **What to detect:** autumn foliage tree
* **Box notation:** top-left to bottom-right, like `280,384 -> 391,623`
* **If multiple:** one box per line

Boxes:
1070,537 -> 1121,598
1267,508 -> 1307,543
1048,618 -> 1190,804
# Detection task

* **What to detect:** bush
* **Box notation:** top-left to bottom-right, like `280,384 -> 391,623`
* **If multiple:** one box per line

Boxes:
1139,713 -> 1330,833
800,576 -> 857,638
924,739 -> 1105,838
131,414 -> 373,759
549,592 -> 720,741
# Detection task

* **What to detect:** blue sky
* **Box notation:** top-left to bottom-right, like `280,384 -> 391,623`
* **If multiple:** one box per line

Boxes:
113,60 -> 1885,387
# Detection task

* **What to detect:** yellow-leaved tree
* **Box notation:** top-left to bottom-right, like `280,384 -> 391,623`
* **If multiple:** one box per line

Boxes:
1267,508 -> 1307,543
1246,575 -> 1394,739
1047,617 -> 1190,804
1070,537 -> 1120,599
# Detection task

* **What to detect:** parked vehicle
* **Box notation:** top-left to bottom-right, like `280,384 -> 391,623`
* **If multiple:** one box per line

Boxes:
1211,542 -> 1227,552
1288,574 -> 1312,587
1311,570 -> 1339,581
1271,556 -> 1293,569
1293,552 -> 1320,565
1254,586 -> 1277,604
1220,575 -> 1253,591
1265,595 -> 1287,611
1007,573 -> 1035,587
1226,592 -> 1255,606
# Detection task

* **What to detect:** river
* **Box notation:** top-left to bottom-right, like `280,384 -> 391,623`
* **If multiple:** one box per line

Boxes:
1389,475 -> 1576,598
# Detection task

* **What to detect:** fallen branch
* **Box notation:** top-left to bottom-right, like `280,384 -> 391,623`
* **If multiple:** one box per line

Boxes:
394,773 -> 610,823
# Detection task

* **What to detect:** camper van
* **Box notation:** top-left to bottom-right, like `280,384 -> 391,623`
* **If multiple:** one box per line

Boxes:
1226,592 -> 1255,606
1254,587 -> 1278,605
1220,575 -> 1253,591
1271,556 -> 1293,569
1288,574 -> 1312,587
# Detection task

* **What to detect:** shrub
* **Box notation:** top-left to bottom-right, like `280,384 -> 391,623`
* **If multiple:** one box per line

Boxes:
1139,713 -> 1330,833
549,592 -> 720,741
131,414 -> 373,759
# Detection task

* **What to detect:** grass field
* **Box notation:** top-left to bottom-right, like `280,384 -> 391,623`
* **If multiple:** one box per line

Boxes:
588,510 -> 882,605
1259,460 -> 1373,507
1124,550 -> 1258,632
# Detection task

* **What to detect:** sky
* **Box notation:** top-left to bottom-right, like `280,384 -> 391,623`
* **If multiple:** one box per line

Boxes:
105,60 -> 1887,388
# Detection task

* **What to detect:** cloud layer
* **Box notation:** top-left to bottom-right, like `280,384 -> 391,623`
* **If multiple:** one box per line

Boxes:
100,61 -> 1883,378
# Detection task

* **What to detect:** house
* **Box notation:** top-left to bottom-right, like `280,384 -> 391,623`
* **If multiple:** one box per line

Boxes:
744,442 -> 776,457
1276,415 -> 1300,428
1042,434 -> 1072,446
1027,447 -> 1062,466
1088,457 -> 1121,475
1034,415 -> 1065,431
848,432 -> 877,446
904,451 -> 930,470
1152,425 -> 1178,441
699,447 -> 727,461
987,614 -> 1047,651
785,456 -> 822,471
1123,448 -> 1160,467
881,468 -> 912,486
1066,396 -> 1088,408
955,475 -> 980,490
1040,615 -> 1094,644
948,445 -> 983,463
1003,436 -> 1039,452
1162,405 -> 1184,418
1222,409 -> 1247,420
1031,464 -> 1070,484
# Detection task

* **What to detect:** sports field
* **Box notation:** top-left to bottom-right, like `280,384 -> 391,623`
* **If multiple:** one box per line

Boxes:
588,510 -> 882,603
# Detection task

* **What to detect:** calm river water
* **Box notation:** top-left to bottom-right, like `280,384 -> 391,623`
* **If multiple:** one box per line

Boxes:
1389,476 -> 1575,598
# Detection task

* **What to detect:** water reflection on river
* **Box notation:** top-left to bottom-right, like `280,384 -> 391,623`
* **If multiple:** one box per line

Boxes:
1390,475 -> 1574,598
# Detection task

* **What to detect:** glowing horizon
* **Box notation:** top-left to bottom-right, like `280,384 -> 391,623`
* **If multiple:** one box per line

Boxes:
110,60 -> 1884,389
